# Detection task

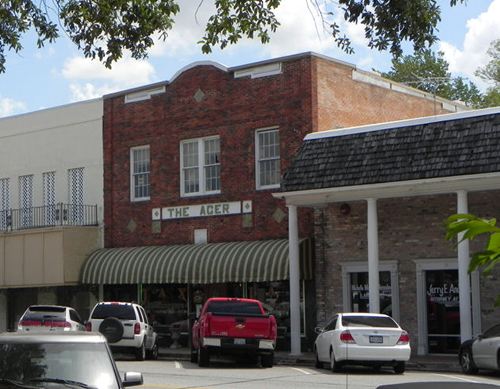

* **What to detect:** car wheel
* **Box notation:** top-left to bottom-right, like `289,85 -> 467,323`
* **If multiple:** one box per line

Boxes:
460,349 -> 478,374
98,317 -> 124,344
198,347 -> 209,367
330,349 -> 341,372
136,341 -> 146,361
261,353 -> 274,368
147,342 -> 158,360
394,362 -> 405,374
315,348 -> 323,369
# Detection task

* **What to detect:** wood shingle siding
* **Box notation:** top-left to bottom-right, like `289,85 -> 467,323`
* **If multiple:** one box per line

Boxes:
282,112 -> 500,192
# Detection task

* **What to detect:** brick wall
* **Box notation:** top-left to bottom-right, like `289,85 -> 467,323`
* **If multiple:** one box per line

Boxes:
313,57 -> 453,132
104,59 -> 316,248
314,190 -> 500,352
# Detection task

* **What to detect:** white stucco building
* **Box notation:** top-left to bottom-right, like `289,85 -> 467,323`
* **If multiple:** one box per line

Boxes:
0,99 -> 104,330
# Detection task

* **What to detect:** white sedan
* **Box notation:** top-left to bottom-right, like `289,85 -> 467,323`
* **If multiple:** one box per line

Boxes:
314,312 -> 411,374
459,323 -> 500,374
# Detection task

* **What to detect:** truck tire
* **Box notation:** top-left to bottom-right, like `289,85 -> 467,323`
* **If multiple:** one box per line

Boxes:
198,347 -> 209,367
261,353 -> 274,368
98,317 -> 124,344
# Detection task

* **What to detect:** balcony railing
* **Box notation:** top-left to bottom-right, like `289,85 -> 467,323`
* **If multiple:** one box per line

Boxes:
0,203 -> 98,232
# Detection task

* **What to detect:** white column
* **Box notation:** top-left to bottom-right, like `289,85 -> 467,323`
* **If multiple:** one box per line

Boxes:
457,190 -> 472,341
367,198 -> 380,313
287,204 -> 301,355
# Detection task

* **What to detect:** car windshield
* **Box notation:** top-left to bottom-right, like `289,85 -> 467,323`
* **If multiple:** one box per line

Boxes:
207,301 -> 262,315
341,315 -> 398,328
0,342 -> 119,389
22,311 -> 66,321
91,304 -> 135,320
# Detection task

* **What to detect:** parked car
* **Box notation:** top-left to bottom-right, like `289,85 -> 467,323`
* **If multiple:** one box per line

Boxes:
314,312 -> 411,374
191,297 -> 277,368
17,305 -> 85,332
459,323 -> 500,374
0,332 -> 143,389
86,301 -> 158,361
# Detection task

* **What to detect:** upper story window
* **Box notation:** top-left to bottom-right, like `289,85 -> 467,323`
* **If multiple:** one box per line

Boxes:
0,178 -> 10,230
130,146 -> 150,202
181,136 -> 220,197
255,128 -> 280,189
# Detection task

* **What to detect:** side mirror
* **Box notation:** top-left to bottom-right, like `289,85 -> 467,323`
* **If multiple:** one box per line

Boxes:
314,326 -> 323,334
123,372 -> 143,387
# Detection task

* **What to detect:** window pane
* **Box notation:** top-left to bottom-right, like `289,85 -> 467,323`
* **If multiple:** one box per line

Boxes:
184,167 -> 199,193
257,129 -> 280,187
132,147 -> 150,199
205,165 -> 220,191
183,142 -> 198,168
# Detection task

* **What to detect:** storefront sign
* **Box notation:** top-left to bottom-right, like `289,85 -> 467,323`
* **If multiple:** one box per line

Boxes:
426,283 -> 459,306
152,200 -> 252,220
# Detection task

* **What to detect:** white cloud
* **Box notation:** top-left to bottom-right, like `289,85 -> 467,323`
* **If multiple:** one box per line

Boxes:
439,0 -> 500,88
61,56 -> 157,101
62,56 -> 155,85
0,97 -> 27,118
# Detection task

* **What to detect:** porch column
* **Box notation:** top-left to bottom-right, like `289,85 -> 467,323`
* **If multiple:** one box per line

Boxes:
287,204 -> 301,355
457,190 -> 472,341
367,198 -> 380,313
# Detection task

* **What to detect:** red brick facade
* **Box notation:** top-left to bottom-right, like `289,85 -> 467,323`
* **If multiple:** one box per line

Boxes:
103,54 -> 461,249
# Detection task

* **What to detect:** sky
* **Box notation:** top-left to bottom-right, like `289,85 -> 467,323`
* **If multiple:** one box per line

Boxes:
0,0 -> 499,118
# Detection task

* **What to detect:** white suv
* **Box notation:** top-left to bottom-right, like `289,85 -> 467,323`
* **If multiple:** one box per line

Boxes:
86,301 -> 158,360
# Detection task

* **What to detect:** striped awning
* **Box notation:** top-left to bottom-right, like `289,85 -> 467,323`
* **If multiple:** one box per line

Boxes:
81,239 -> 313,284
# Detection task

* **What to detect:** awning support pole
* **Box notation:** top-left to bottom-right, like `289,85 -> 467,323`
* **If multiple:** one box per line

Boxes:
457,190 -> 472,341
367,198 -> 380,313
287,204 -> 301,356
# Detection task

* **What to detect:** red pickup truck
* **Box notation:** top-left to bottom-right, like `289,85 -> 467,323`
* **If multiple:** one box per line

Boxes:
191,297 -> 277,367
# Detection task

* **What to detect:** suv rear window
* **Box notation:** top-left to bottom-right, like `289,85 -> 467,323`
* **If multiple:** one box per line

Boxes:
91,304 -> 136,320
341,315 -> 398,328
206,301 -> 262,315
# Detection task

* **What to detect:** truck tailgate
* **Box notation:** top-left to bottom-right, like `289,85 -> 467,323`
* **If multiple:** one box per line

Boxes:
209,313 -> 272,339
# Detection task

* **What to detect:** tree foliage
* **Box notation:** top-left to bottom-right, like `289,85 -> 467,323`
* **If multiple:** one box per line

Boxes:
475,39 -> 500,108
381,49 -> 483,107
0,0 -> 466,73
445,214 -> 500,307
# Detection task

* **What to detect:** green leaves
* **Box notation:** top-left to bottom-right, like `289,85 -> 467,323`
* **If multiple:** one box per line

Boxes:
445,213 -> 500,307
60,0 -> 179,68
200,0 -> 280,54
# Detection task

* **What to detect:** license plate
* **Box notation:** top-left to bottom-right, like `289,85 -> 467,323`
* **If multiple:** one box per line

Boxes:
369,335 -> 383,344
234,338 -> 246,345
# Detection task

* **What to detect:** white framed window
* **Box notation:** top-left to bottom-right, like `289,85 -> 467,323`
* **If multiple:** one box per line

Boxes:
180,136 -> 220,197
341,261 -> 400,322
255,127 -> 280,189
130,146 -> 150,201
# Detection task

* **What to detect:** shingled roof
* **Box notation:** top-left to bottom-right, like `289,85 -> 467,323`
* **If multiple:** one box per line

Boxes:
281,109 -> 500,193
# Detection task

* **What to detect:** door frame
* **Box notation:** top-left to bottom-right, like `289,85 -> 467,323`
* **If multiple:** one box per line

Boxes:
415,258 -> 480,355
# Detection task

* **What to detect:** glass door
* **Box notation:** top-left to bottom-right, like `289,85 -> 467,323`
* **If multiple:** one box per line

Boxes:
425,269 -> 461,353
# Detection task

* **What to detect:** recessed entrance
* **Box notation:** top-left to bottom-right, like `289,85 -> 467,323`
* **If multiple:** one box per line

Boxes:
425,269 -> 460,354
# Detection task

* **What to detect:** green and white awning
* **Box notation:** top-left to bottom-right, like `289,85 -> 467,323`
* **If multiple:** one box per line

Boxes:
81,239 -> 313,284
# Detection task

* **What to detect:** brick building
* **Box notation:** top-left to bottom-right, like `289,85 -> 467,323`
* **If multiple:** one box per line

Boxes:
280,108 -> 500,355
80,52 -> 465,351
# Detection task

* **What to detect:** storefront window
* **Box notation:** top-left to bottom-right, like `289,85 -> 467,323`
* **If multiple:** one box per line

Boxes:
142,284 -> 189,348
350,271 -> 392,316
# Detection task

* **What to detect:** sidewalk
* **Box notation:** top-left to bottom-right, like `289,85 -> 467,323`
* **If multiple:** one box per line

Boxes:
158,347 -> 461,373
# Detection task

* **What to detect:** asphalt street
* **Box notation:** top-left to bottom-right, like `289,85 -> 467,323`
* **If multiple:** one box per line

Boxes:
116,359 -> 500,389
